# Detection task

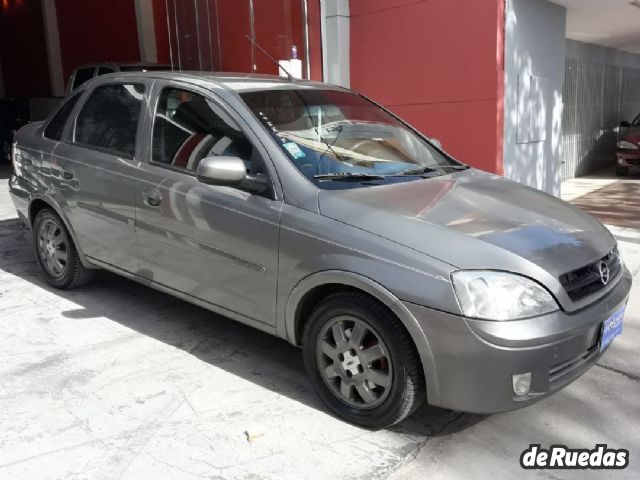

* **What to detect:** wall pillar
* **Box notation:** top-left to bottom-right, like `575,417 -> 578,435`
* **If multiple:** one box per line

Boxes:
502,0 -> 567,196
321,0 -> 349,87
0,50 -> 4,98
134,0 -> 158,63
41,0 -> 64,96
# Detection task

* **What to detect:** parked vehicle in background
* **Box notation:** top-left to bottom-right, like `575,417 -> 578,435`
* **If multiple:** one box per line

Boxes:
9,72 -> 631,428
66,63 -> 171,94
616,114 -> 640,176
1,97 -> 64,163
1,98 -> 30,163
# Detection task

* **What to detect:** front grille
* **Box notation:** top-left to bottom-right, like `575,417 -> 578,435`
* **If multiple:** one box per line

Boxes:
559,247 -> 621,302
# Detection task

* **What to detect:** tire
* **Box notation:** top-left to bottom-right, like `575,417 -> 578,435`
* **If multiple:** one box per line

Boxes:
616,165 -> 629,177
32,208 -> 93,289
302,291 -> 425,429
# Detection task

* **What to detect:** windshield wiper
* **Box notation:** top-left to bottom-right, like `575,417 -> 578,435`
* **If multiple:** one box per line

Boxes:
313,172 -> 386,181
397,164 -> 469,176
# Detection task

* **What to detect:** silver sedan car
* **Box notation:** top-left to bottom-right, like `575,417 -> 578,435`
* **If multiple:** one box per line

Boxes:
9,72 -> 631,428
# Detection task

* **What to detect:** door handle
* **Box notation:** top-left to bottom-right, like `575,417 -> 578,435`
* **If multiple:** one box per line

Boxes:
142,189 -> 162,207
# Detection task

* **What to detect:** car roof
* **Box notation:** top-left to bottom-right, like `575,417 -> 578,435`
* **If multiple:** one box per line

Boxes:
74,62 -> 171,69
101,70 -> 347,93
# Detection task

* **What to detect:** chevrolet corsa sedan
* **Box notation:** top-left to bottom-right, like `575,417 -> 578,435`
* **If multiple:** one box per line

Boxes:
10,72 -> 631,428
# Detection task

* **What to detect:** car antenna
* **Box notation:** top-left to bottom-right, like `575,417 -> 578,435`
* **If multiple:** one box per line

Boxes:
244,34 -> 294,81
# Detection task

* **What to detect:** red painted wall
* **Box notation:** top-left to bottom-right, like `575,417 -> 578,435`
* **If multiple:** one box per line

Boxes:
151,0 -> 322,80
0,0 -> 51,97
55,0 -> 140,82
350,0 -> 505,174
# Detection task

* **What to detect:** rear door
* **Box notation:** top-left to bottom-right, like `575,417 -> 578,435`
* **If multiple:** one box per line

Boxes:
52,80 -> 151,273
133,81 -> 282,327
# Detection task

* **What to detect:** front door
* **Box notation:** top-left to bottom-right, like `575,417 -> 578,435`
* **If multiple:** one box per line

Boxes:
134,84 -> 281,326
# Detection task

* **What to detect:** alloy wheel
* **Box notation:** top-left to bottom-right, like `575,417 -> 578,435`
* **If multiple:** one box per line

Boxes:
316,315 -> 392,409
37,219 -> 68,278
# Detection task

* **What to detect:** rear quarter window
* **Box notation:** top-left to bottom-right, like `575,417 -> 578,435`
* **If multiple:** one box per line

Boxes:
43,93 -> 82,141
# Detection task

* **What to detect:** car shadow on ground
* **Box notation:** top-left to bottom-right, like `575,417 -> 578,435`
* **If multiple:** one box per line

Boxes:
0,216 -> 482,437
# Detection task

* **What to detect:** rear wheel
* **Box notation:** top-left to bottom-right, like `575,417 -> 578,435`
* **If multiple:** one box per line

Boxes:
616,165 -> 629,176
302,291 -> 425,429
33,209 -> 93,289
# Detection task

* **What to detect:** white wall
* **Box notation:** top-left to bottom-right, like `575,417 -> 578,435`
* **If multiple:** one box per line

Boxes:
321,0 -> 349,87
503,0 -> 566,196
566,40 -> 640,70
560,39 -> 640,179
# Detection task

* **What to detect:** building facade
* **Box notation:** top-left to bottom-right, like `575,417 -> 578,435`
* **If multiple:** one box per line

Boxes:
2,0 -> 640,196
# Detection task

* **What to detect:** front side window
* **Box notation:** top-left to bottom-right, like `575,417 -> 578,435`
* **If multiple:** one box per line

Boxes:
44,93 -> 82,141
241,89 -> 463,188
72,68 -> 95,91
74,83 -> 145,158
152,87 -> 259,174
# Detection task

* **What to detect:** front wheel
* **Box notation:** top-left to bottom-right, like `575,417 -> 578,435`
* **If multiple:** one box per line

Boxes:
33,209 -> 93,289
302,292 -> 425,428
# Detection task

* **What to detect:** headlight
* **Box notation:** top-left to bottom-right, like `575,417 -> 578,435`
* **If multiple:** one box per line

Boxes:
451,271 -> 558,320
617,140 -> 639,150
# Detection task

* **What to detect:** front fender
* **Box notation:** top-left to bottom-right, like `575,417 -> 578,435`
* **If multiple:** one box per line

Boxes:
281,270 -> 441,405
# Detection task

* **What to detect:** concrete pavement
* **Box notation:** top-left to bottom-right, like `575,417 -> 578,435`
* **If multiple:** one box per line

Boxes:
0,163 -> 457,479
1,162 -> 639,479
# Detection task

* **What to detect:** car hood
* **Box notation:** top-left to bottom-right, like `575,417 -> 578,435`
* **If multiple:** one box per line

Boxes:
317,169 -> 615,279
622,126 -> 640,144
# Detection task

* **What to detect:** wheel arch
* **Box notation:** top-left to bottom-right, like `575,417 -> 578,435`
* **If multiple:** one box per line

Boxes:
284,270 -> 440,404
28,195 -> 93,269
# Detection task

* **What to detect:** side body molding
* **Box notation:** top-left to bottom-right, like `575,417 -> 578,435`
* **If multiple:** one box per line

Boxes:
282,270 -> 440,404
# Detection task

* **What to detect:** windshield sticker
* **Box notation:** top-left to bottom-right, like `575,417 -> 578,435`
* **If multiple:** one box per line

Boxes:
284,142 -> 305,159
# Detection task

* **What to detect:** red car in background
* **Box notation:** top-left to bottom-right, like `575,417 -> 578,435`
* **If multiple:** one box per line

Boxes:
617,114 -> 640,176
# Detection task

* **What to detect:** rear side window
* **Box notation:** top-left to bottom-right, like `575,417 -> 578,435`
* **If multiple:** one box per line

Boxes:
43,93 -> 82,141
74,83 -> 145,158
72,68 -> 95,90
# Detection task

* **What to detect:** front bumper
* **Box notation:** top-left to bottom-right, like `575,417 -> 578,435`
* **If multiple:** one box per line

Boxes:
616,150 -> 640,166
404,266 -> 632,413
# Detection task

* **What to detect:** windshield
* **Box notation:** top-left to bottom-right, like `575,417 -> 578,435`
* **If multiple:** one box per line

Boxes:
240,89 -> 463,188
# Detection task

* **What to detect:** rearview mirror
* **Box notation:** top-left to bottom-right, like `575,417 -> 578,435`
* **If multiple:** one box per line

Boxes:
196,156 -> 246,186
196,156 -> 269,195
620,120 -> 631,128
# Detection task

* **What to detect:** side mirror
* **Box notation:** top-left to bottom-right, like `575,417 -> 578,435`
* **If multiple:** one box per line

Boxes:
195,156 -> 269,194
196,156 -> 247,186
430,137 -> 443,149
620,120 -> 631,128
